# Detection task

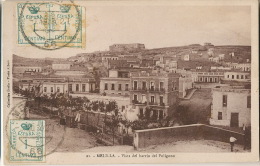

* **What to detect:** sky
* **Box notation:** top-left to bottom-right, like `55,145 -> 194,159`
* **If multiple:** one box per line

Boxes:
13,5 -> 251,59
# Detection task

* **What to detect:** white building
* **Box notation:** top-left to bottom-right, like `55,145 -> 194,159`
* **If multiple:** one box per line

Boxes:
19,77 -> 96,94
218,54 -> 225,60
210,86 -> 251,127
209,57 -> 220,63
226,62 -> 251,71
223,71 -> 250,82
182,54 -> 190,61
211,66 -> 231,71
101,56 -> 119,62
13,66 -> 42,74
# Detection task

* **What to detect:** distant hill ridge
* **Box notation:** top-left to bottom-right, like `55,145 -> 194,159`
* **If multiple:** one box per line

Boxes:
13,44 -> 251,65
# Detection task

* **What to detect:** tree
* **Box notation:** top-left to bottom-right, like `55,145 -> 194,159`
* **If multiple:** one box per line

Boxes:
82,97 -> 91,125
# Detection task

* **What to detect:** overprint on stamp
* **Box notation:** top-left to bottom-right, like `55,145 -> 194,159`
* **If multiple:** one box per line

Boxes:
9,120 -> 45,162
17,2 -> 85,50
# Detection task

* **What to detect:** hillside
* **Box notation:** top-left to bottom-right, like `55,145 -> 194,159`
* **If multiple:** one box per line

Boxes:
13,45 -> 251,66
13,54 -> 66,66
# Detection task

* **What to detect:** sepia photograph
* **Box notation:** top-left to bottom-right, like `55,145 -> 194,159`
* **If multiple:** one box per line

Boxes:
2,0 -> 259,164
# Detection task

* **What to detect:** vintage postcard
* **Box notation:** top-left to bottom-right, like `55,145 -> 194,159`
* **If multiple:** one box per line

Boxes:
2,0 -> 259,164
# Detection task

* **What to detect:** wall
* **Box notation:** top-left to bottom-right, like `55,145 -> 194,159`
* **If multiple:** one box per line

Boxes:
133,124 -> 245,150
179,76 -> 193,98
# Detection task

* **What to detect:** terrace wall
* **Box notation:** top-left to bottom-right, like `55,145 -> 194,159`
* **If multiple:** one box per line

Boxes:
133,124 -> 245,150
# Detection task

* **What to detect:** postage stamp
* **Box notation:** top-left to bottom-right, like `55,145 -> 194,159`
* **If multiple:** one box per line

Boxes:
17,2 -> 85,50
9,120 -> 45,162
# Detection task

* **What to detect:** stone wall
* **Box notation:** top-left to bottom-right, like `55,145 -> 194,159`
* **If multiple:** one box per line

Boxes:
133,124 -> 245,150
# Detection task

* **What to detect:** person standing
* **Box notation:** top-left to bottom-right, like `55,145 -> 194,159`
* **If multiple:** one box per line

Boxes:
230,136 -> 237,152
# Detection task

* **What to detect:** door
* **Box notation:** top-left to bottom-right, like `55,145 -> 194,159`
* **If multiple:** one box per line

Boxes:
230,113 -> 239,127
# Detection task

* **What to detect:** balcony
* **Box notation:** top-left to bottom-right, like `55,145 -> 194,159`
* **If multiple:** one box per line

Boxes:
148,88 -> 166,93
159,102 -> 165,106
148,102 -> 166,107
131,87 -> 166,93
148,102 -> 157,106
131,87 -> 148,92
132,100 -> 147,105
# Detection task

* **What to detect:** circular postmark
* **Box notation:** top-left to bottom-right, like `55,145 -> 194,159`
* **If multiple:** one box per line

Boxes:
18,1 -> 82,50
5,99 -> 66,161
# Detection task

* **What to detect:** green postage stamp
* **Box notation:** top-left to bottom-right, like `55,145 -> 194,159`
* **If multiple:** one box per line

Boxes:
9,120 -> 45,162
17,2 -> 85,50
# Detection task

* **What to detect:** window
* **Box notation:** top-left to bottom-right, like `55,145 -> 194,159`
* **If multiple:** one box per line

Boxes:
68,84 -> 72,92
104,83 -> 108,90
44,87 -> 47,92
82,84 -> 86,92
141,94 -> 146,103
223,95 -> 227,107
51,87 -> 53,93
247,96 -> 251,108
57,87 -> 60,92
241,75 -> 244,79
159,82 -> 164,91
227,75 -> 229,78
134,94 -> 137,101
172,81 -> 175,91
160,96 -> 164,105
232,75 -> 234,79
139,108 -> 144,118
159,110 -> 163,120
152,110 -> 158,120
118,84 -> 122,91
111,84 -> 115,90
218,112 -> 222,120
150,82 -> 155,91
133,81 -> 138,90
142,81 -> 146,90
150,96 -> 155,103
236,75 -> 239,79
125,84 -> 129,91
76,84 -> 79,91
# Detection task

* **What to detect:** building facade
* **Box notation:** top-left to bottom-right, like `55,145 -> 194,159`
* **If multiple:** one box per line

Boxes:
100,69 -> 131,96
129,71 -> 179,120
223,71 -> 250,82
19,77 -> 96,95
193,71 -> 224,83
13,66 -> 42,74
210,86 -> 251,127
